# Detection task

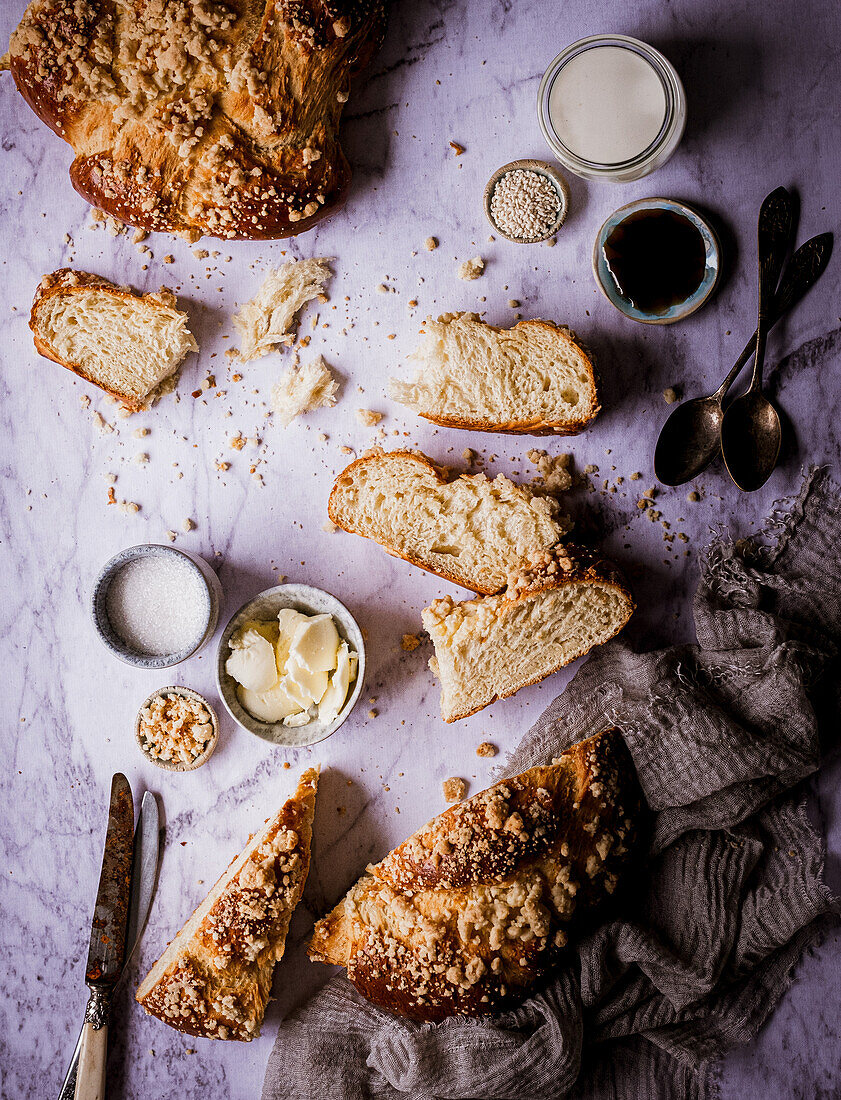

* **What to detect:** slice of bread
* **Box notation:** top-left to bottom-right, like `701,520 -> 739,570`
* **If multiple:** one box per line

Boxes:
30,269 -> 197,411
422,547 -> 633,721
328,450 -> 572,595
136,767 -> 319,1041
388,312 -> 599,435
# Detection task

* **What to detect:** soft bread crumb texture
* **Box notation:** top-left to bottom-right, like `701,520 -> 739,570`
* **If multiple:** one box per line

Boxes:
234,258 -> 333,360
388,313 -> 599,435
271,355 -> 338,426
136,768 -> 319,1040
422,547 -> 634,721
442,777 -> 467,802
30,269 -> 196,410
328,450 -> 572,595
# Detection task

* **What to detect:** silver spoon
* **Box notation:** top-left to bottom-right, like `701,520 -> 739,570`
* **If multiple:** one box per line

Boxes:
720,189 -> 798,491
654,229 -> 833,486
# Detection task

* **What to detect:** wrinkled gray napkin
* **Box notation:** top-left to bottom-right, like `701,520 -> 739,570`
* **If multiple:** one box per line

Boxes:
264,468 -> 841,1100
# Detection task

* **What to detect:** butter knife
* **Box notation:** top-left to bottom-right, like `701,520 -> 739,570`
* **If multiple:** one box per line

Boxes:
58,787 -> 159,1099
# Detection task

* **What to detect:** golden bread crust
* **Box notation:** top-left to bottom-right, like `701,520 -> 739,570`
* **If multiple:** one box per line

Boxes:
8,0 -> 387,240
308,733 -> 641,1020
136,768 -> 319,1040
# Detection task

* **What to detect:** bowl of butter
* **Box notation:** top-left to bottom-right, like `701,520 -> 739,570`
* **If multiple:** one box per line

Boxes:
216,583 -> 366,746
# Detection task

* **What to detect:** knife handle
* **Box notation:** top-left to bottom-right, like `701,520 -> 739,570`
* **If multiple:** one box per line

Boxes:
73,990 -> 109,1100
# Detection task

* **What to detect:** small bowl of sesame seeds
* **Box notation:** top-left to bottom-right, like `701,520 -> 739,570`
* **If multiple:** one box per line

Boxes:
483,159 -> 570,243
135,686 -> 219,771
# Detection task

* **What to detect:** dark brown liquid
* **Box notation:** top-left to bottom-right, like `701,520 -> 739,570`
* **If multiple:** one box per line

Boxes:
602,208 -> 706,314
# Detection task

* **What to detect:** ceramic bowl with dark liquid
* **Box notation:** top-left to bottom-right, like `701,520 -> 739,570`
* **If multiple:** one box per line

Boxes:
593,198 -> 721,324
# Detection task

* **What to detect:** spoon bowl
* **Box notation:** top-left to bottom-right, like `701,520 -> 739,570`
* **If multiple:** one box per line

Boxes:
654,395 -> 724,485
720,390 -> 782,492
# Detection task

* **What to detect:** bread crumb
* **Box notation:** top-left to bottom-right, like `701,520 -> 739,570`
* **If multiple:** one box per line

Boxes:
271,356 -> 338,427
457,256 -> 485,281
376,283 -> 389,294
193,249 -> 209,260
687,490 -> 701,502
442,776 -> 467,802
584,463 -> 598,475
663,387 -> 678,404
166,531 -> 177,542
230,434 -> 246,450
163,255 -> 174,264
322,520 -> 337,533
134,452 -> 149,465
133,427 -> 149,438
339,445 -> 354,456
462,447 -> 476,463
119,501 -> 140,515
401,633 -> 421,652
476,742 -> 497,758
368,708 -> 378,719
182,518 -> 195,532
449,141 -> 465,155
356,408 -> 383,427
528,449 -> 572,493
425,236 -> 438,251
508,299 -> 520,308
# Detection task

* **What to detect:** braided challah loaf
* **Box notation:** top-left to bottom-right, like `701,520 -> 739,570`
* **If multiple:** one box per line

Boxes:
309,731 -> 642,1020
5,0 -> 387,240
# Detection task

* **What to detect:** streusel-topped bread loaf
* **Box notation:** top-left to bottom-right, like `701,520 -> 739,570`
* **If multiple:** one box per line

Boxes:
309,732 -> 641,1020
6,0 -> 387,240
136,768 -> 319,1040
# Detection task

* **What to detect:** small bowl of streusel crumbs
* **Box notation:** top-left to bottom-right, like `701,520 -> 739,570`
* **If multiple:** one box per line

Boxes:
483,159 -> 570,243
135,687 -> 219,772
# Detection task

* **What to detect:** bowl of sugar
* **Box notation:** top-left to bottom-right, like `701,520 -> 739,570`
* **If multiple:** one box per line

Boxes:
92,544 -> 222,668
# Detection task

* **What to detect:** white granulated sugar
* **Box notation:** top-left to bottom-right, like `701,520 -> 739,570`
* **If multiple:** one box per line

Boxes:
106,555 -> 207,656
490,169 -> 561,240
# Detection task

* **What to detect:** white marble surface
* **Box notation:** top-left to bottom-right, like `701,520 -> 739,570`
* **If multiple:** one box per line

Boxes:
1,1 -> 840,1097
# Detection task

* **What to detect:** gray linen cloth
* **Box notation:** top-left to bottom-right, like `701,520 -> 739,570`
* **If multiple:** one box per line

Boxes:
264,468 -> 841,1100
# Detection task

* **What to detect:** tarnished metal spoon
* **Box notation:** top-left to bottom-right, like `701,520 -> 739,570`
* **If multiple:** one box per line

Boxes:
654,230 -> 832,486
720,189 -> 798,491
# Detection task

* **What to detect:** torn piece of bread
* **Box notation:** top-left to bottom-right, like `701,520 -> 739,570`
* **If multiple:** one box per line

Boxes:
136,767 -> 319,1041
309,731 -> 641,1020
422,547 -> 634,721
328,450 -> 572,595
30,269 -> 197,412
271,355 -> 338,426
388,312 -> 599,435
234,258 -> 333,361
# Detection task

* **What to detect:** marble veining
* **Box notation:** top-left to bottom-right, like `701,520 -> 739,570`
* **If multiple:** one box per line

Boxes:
0,0 -> 840,1097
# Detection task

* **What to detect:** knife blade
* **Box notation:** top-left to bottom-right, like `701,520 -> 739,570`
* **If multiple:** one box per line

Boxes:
59,787 -> 160,1100
85,773 -> 135,989
124,792 -> 160,970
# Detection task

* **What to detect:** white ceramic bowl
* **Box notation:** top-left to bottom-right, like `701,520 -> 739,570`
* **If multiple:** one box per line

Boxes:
216,584 -> 366,747
92,544 -> 222,668
135,686 -> 219,772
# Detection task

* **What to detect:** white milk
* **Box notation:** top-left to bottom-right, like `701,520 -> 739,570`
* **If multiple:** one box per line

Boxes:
548,45 -> 667,165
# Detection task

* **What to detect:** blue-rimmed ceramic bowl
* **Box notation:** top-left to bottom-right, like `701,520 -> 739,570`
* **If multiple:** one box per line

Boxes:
593,198 -> 721,324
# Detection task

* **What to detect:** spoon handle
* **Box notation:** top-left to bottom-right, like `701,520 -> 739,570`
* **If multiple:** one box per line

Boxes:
751,187 -> 794,391
714,231 -> 834,400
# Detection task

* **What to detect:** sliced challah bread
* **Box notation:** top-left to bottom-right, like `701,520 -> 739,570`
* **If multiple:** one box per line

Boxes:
136,767 -> 319,1041
308,730 -> 641,1020
423,547 -> 634,721
30,269 -> 197,411
388,313 -> 599,435
328,450 -> 572,595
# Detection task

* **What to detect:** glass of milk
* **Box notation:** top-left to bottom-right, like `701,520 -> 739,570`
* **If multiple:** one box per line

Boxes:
538,35 -> 686,182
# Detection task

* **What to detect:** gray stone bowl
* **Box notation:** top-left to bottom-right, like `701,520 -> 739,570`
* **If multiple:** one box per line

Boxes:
92,544 -> 222,669
483,158 -> 570,243
216,584 -> 366,747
